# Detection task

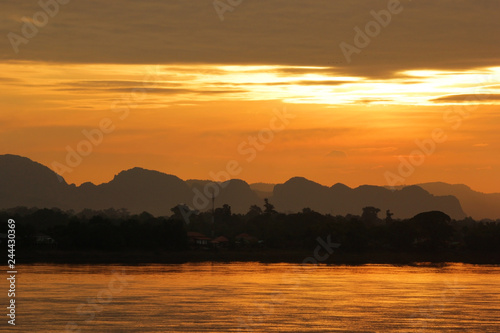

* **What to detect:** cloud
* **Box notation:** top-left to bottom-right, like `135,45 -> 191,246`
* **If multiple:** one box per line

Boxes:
1,0 -> 500,79
54,87 -> 246,95
357,98 -> 394,104
51,79 -> 247,95
293,80 -> 352,86
354,147 -> 398,154
0,76 -> 22,83
431,94 -> 500,102
193,80 -> 352,87
326,150 -> 348,158
277,128 -> 353,142
62,80 -> 180,88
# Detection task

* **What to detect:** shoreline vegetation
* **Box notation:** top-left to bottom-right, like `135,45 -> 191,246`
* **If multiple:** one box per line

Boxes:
3,203 -> 499,266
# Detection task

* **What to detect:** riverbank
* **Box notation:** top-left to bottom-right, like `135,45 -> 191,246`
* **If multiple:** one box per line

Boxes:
18,249 -> 500,265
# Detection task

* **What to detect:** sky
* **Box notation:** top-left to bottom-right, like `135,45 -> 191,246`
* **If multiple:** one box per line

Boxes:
1,0 -> 499,192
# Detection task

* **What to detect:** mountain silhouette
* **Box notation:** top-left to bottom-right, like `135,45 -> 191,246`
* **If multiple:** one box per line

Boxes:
416,182 -> 500,220
0,154 -> 470,219
273,178 -> 466,219
273,177 -> 333,213
0,155 -> 192,216
72,168 -> 193,216
188,179 -> 260,213
0,154 -> 69,209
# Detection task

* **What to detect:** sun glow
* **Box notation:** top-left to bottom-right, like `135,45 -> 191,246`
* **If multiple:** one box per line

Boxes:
1,62 -> 499,110
1,62 -> 499,191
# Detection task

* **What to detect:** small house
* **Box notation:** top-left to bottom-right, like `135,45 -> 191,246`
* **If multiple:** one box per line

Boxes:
187,232 -> 212,247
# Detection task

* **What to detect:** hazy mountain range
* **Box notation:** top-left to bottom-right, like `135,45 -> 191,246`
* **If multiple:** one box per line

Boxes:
1,154 -> 497,220
412,183 -> 500,221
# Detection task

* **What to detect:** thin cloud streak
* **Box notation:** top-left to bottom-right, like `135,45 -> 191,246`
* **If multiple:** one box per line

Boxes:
2,63 -> 499,107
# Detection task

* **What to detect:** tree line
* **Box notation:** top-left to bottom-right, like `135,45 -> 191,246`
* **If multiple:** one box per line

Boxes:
1,202 -> 500,253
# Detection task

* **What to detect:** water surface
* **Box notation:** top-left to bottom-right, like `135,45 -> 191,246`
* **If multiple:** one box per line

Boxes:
10,263 -> 500,332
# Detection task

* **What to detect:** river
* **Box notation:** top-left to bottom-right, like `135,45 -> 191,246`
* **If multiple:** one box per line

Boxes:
9,263 -> 500,332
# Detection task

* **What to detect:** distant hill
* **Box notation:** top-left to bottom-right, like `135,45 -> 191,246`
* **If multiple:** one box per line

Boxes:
416,182 -> 500,220
0,154 -> 471,219
0,154 -> 69,209
71,168 -> 193,216
273,177 -> 466,220
0,155 -> 260,215
0,155 -> 193,216
249,183 -> 276,199
189,179 -> 261,214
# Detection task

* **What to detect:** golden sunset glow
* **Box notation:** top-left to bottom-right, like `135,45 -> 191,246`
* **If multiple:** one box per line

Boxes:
1,61 -> 499,192
4,2 -> 500,333
1,0 -> 499,193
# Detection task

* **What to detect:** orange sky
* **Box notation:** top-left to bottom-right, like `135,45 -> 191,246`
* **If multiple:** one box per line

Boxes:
1,1 -> 499,192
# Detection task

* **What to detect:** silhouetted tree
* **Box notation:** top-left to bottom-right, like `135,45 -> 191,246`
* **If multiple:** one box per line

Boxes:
385,210 -> 394,223
464,222 -> 500,251
386,220 -> 415,251
411,211 -> 453,251
343,218 -> 369,252
215,204 -> 231,217
246,205 -> 263,218
5,206 -> 500,259
264,198 -> 277,214
362,206 -> 380,223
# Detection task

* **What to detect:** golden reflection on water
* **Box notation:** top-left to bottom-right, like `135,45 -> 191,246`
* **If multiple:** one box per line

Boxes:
10,263 -> 500,332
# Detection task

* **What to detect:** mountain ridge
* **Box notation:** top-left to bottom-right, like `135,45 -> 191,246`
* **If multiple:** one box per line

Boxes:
416,182 -> 500,220
0,154 -> 489,219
